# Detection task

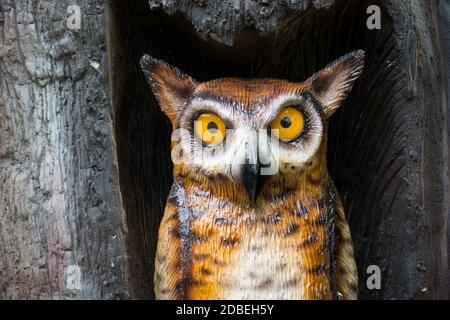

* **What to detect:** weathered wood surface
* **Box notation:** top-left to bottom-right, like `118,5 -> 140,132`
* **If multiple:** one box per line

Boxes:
148,0 -> 335,45
0,0 -> 125,299
437,0 -> 450,298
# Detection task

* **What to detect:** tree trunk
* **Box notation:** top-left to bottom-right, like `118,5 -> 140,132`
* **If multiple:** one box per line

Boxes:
1,0 -> 449,299
0,0 -> 125,299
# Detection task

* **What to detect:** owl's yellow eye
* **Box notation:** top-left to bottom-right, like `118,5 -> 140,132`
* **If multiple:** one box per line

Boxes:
194,113 -> 226,145
270,107 -> 304,141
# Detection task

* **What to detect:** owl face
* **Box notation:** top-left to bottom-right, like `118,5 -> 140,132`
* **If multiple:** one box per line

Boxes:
141,51 -> 364,202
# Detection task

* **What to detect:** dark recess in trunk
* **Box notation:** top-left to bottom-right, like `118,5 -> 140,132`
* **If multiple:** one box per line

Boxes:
108,0 -> 448,299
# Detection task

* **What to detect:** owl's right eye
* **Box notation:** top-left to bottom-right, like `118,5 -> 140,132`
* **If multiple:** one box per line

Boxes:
194,113 -> 226,145
270,106 -> 305,141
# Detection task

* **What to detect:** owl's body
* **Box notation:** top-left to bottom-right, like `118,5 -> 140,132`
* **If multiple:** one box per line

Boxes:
156,147 -> 356,300
141,51 -> 364,300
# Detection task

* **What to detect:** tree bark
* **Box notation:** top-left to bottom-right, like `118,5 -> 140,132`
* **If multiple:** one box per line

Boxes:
437,0 -> 450,298
0,0 -> 125,299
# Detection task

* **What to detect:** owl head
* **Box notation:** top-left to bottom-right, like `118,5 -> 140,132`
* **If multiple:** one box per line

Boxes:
141,51 -> 364,203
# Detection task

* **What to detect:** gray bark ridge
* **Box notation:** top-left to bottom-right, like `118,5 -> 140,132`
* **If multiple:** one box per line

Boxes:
148,0 -> 335,45
0,0 -> 125,299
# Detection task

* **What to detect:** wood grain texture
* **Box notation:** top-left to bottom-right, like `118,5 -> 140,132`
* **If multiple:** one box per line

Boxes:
437,0 -> 450,299
0,0 -> 125,299
148,0 -> 335,45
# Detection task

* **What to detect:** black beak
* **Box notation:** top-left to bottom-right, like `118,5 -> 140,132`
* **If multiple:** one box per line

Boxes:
241,161 -> 271,205
233,131 -> 274,205
241,162 -> 260,204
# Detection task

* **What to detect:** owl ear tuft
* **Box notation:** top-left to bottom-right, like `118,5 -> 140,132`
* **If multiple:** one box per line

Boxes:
140,54 -> 196,124
305,50 -> 365,118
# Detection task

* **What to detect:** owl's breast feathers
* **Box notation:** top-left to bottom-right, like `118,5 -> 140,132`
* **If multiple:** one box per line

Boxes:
154,171 -> 358,300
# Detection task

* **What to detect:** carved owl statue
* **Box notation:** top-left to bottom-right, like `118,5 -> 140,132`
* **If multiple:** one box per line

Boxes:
140,50 -> 365,300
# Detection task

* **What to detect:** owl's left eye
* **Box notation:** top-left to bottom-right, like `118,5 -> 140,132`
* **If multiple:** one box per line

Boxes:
270,106 -> 305,141
194,113 -> 226,145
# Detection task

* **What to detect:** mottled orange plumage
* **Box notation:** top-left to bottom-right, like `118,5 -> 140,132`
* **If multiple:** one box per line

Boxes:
141,50 -> 364,300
